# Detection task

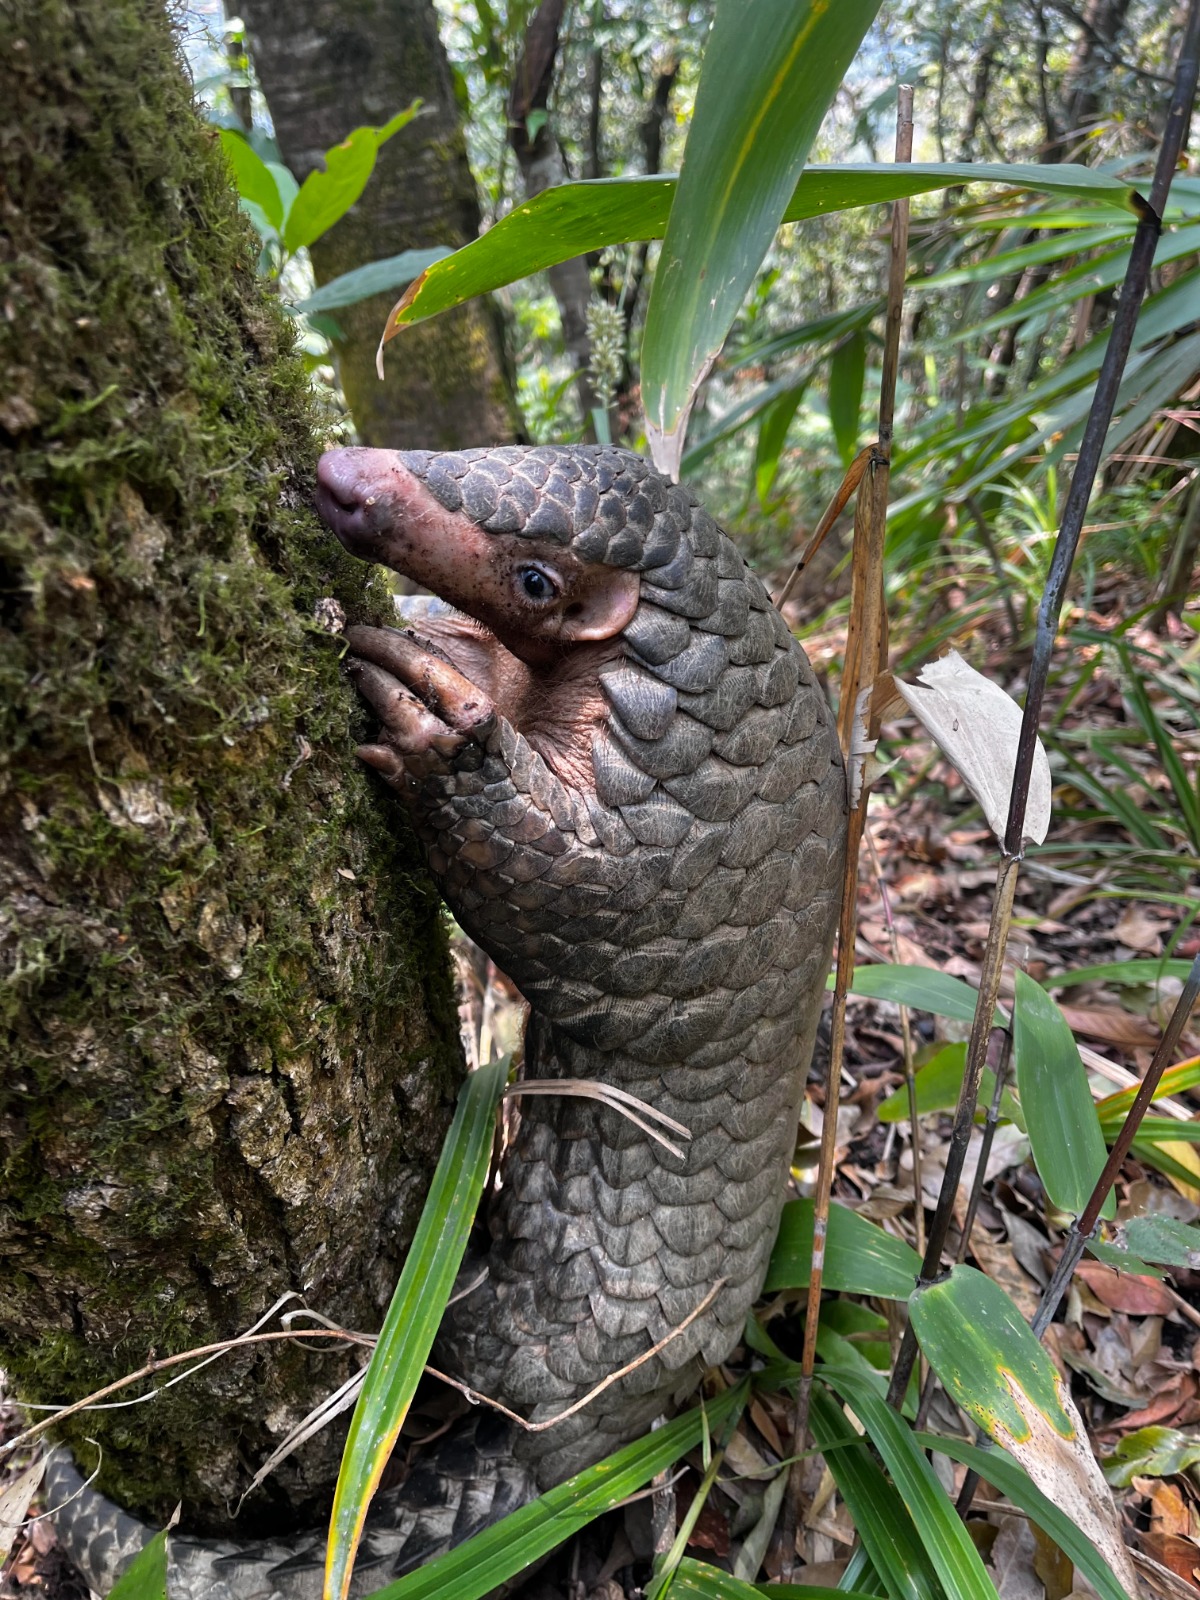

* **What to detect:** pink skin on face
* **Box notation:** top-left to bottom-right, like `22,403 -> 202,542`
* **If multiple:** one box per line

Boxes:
316,448 -> 640,792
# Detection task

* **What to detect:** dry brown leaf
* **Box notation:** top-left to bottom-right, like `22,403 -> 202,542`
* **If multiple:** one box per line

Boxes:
1075,1261 -> 1179,1316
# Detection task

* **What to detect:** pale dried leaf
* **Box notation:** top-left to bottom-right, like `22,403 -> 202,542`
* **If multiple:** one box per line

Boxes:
0,1457 -> 44,1565
895,651 -> 1052,846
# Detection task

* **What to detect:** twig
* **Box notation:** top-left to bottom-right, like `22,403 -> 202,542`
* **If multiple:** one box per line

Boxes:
887,0 -> 1200,1411
425,1278 -> 726,1434
781,85 -> 914,1582
2,1325 -> 368,1458
864,824 -> 924,1257
503,1079 -> 691,1160
774,445 -> 873,613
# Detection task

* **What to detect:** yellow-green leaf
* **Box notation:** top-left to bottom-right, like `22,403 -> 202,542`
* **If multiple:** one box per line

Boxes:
911,1266 -> 1138,1599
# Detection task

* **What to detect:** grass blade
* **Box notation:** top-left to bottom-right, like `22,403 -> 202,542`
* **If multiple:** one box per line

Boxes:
325,1058 -> 508,1600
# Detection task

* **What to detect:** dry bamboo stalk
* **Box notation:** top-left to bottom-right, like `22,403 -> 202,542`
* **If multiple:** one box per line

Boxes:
779,84 -> 914,1580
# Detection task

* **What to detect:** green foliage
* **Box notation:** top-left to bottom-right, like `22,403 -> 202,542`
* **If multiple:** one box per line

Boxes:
218,107 -> 425,311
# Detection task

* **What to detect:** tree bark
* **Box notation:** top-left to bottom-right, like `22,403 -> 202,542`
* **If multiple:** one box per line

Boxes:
0,0 -> 462,1537
238,0 -> 522,451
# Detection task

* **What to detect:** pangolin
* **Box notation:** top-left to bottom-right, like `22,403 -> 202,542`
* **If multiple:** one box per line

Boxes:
48,445 -> 847,1597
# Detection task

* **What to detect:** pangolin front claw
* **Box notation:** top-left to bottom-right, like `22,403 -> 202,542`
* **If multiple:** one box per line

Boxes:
345,624 -> 496,739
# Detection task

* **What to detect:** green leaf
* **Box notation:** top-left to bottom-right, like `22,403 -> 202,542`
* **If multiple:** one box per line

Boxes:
765,1198 -> 921,1299
910,1266 -> 1139,1600
107,1524 -> 170,1600
1012,971 -> 1114,1221
1046,959 -> 1197,989
640,0 -> 882,474
828,330 -> 867,466
1123,1214 -> 1200,1268
754,383 -> 807,507
820,1367 -> 1000,1600
1102,1426 -> 1200,1487
808,1385 -> 944,1600
284,103 -> 422,253
367,1383 -> 749,1600
1085,1237 -> 1162,1278
910,1266 -> 1077,1443
326,1057 -> 507,1600
380,163 -> 1138,339
877,1042 -> 1022,1129
219,129 -> 287,232
837,963 -> 1006,1026
918,1433 -> 1135,1600
295,248 -> 451,316
666,1556 -> 879,1599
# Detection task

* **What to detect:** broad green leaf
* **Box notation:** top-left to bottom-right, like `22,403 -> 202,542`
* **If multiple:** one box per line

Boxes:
828,330 -> 867,466
910,1266 -> 1139,1599
285,103 -> 421,253
765,1198 -> 921,1298
820,1367 -> 1000,1600
220,129 -> 287,231
1046,958 -> 1196,989
641,0 -> 882,474
918,1433 -> 1135,1600
368,1383 -> 749,1600
379,163 -> 1138,342
666,1556 -> 879,1599
1085,1237 -> 1162,1278
1012,971 -> 1114,1221
836,963 -> 1006,1026
295,249 -> 451,316
326,1058 -> 507,1600
877,1042 -> 1022,1129
809,1386 -> 944,1600
1123,1214 -> 1200,1268
1102,1426 -> 1200,1487
107,1522 -> 171,1600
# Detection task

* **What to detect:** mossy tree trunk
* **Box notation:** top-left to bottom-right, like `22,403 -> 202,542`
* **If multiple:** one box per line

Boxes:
0,0 -> 462,1537
238,0 -> 523,450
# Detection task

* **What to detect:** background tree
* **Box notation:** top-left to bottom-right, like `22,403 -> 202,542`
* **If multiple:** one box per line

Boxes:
0,0 -> 461,1533
236,0 -> 522,449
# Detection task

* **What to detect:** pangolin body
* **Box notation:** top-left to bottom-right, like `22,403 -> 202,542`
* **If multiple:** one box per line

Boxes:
49,445 -> 847,1596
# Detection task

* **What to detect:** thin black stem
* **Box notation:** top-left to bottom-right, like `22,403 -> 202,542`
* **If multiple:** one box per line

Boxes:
887,0 -> 1200,1410
1033,950 -> 1200,1338
1003,0 -> 1200,858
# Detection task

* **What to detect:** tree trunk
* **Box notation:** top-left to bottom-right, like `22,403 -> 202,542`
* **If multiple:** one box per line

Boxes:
0,0 -> 462,1537
508,0 -> 600,429
238,0 -> 521,451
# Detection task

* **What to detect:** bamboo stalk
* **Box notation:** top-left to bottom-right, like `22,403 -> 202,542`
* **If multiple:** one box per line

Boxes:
779,85 -> 914,1578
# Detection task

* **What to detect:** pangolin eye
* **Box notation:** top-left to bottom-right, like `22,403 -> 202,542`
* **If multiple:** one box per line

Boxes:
518,566 -> 558,603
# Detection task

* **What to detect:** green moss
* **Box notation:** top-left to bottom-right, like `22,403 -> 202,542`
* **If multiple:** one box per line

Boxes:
0,0 -> 463,1531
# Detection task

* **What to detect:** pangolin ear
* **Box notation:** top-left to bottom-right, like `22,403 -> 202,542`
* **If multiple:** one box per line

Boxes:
559,568 -> 640,641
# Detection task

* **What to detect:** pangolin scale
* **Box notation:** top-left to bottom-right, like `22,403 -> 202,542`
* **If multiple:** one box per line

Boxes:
49,445 -> 847,1596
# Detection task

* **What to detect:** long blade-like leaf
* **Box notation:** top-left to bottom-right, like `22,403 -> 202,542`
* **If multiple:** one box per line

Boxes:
366,1383 -> 750,1600
820,1369 -> 999,1600
765,1198 -> 921,1298
639,0 -> 881,474
808,1386 -> 944,1600
1012,972 -> 1114,1220
378,164 -> 1138,347
910,1266 -> 1139,1599
325,1058 -> 508,1600
919,1434 -> 1133,1600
